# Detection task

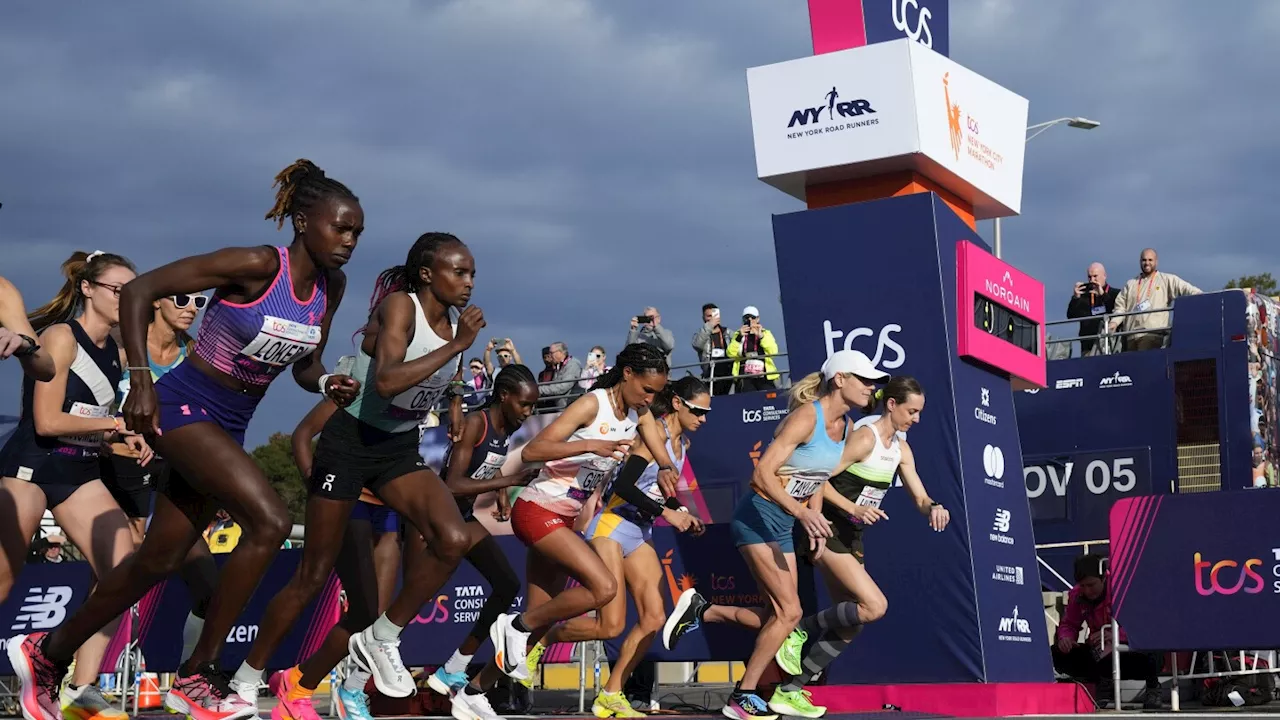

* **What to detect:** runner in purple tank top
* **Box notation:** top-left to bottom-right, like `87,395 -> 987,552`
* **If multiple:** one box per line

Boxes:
9,159 -> 364,720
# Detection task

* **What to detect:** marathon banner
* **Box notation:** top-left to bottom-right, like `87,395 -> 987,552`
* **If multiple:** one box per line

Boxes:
1110,491 -> 1280,651
770,193 -> 1052,684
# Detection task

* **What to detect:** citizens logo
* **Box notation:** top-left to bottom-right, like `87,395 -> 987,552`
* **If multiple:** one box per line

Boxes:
11,586 -> 73,631
225,625 -> 259,643
1192,551 -> 1280,596
975,387 -> 997,426
990,508 -> 1013,545
786,86 -> 878,138
1098,372 -> 1133,389
983,444 -> 1006,489
996,606 -> 1032,643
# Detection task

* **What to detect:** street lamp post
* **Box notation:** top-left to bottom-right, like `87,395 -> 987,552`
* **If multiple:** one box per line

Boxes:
992,116 -> 1100,258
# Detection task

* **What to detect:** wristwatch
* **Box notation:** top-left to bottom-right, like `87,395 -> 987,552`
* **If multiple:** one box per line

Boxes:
13,334 -> 39,357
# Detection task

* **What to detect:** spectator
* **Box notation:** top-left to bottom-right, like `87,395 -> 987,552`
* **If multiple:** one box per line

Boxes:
579,345 -> 609,391
29,534 -> 67,564
539,341 -> 584,410
627,306 -> 675,366
1108,248 -> 1201,352
727,306 -> 780,393
1067,263 -> 1120,356
484,337 -> 522,378
692,303 -> 734,396
466,357 -> 492,406
1054,554 -> 1161,709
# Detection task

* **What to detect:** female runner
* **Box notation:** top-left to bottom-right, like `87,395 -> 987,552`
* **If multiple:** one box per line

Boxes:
231,233 -> 491,720
575,375 -> 711,718
451,343 -> 679,720
9,159 -> 363,720
769,376 -> 948,701
425,363 -> 540,698
0,251 -> 151,720
661,350 -> 887,720
102,292 -> 221,666
0,275 -> 56,380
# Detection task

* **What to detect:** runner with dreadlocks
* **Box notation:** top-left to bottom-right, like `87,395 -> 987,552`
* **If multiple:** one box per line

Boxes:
8,158 -> 363,720
452,343 -> 680,720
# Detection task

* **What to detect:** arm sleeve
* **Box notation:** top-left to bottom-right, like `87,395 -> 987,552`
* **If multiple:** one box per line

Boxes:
611,454 -> 666,517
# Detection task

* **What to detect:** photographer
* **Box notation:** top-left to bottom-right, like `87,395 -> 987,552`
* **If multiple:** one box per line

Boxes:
727,306 -> 779,393
1067,263 -> 1119,356
626,306 -> 675,366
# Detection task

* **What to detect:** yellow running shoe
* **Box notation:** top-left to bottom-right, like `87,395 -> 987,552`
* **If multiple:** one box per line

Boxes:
592,690 -> 645,718
518,642 -> 546,689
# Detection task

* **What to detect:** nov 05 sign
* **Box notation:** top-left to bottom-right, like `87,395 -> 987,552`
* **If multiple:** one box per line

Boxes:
1022,448 -> 1152,525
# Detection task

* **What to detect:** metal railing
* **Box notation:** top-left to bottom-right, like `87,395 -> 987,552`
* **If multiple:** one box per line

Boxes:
1046,306 -> 1174,358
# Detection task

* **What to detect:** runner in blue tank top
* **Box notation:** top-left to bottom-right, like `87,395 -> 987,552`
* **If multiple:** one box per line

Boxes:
661,350 -> 888,720
11,159 -> 364,720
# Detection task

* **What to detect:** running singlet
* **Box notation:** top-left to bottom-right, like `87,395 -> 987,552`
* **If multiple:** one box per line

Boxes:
522,388 -> 638,516
345,294 -> 460,434
602,420 -> 686,526
193,246 -> 327,387
441,411 -> 511,520
829,415 -> 903,514
6,321 -> 121,459
758,399 -> 848,502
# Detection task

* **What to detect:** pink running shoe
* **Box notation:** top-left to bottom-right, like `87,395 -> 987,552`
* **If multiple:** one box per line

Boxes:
268,670 -> 320,720
6,632 -> 67,720
164,661 -> 258,720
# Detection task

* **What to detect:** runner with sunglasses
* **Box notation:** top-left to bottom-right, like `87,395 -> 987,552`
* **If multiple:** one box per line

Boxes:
661,350 -> 888,720
8,159 -> 362,720
570,375 -> 711,718
1,251 -> 154,720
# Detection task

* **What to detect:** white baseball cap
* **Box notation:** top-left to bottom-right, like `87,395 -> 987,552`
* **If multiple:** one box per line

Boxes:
742,306 -> 760,317
821,350 -> 889,381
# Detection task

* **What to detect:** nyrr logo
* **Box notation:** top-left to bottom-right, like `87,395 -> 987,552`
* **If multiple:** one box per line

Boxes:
821,321 -> 905,369
11,586 -> 73,630
997,606 -> 1032,642
1193,552 -> 1272,596
1098,372 -> 1133,389
787,86 -> 876,129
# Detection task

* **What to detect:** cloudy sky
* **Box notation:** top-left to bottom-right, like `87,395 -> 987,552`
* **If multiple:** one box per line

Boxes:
2,1 -> 1277,446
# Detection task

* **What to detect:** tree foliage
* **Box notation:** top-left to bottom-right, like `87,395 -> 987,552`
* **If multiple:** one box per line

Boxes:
249,432 -> 307,524
1225,273 -> 1278,296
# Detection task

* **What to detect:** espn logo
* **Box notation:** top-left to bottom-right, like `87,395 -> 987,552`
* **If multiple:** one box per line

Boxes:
1054,378 -> 1083,390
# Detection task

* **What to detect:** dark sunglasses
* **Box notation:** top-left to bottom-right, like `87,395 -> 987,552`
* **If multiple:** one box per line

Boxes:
170,294 -> 209,310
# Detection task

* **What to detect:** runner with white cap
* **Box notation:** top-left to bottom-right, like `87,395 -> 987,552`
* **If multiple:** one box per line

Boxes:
660,350 -> 888,720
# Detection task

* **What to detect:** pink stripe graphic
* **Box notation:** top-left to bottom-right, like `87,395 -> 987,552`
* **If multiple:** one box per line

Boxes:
807,0 -> 868,54
296,572 -> 343,663
541,578 -> 583,664
1109,497 -> 1143,586
1112,496 -> 1162,617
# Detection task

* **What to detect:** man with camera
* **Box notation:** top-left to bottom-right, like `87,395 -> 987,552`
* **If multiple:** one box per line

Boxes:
1067,263 -> 1120,356
727,306 -> 780,393
692,303 -> 734,396
627,306 -> 676,366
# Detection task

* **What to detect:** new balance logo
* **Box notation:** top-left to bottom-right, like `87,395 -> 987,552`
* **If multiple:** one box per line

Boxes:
11,586 -> 73,630
992,509 -> 1011,533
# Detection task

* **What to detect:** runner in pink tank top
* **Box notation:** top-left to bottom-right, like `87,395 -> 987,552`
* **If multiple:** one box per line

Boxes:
11,159 -> 364,720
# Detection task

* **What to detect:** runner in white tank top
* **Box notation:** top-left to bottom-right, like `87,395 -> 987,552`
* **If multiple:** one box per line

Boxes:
460,344 -> 680,713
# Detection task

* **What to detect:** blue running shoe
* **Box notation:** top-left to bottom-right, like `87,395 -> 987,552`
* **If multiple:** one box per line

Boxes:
336,685 -> 374,720
426,667 -> 469,698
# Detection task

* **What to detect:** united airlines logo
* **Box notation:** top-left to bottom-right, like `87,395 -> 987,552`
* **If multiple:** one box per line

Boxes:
11,586 -> 73,630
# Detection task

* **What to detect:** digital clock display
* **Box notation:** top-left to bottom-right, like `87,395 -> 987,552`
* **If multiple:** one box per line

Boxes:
974,295 -> 1040,355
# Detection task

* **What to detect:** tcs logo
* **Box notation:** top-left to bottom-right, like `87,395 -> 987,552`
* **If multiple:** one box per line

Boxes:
891,0 -> 934,49
413,594 -> 451,623
822,321 -> 905,369
1194,553 -> 1265,596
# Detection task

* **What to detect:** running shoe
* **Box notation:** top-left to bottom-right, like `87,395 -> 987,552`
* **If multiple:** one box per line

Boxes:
7,632 -> 69,720
268,669 -> 319,720
427,667 -> 469,697
518,641 -> 546,689
663,588 -> 708,651
61,683 -> 129,720
722,690 -> 777,720
592,690 -> 645,718
164,661 -> 258,720
451,687 -> 506,720
488,613 -> 531,682
349,627 -> 414,698
767,688 -> 826,718
335,685 -> 374,720
227,677 -> 260,707
775,628 -> 806,676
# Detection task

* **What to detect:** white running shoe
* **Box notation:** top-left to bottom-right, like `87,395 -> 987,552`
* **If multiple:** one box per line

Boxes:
488,613 -> 531,681
227,678 -> 260,707
451,689 -> 506,720
349,628 -> 415,698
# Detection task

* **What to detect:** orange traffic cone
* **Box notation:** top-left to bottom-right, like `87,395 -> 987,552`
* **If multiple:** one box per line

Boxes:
137,673 -> 162,709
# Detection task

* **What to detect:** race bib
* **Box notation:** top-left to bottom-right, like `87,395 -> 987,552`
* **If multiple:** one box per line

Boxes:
743,358 -> 766,375
1133,300 -> 1151,313
60,401 -> 112,447
389,379 -> 447,418
711,348 -> 726,358
471,452 -> 506,481
854,485 -> 887,509
240,316 -> 322,367
783,472 -> 825,499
